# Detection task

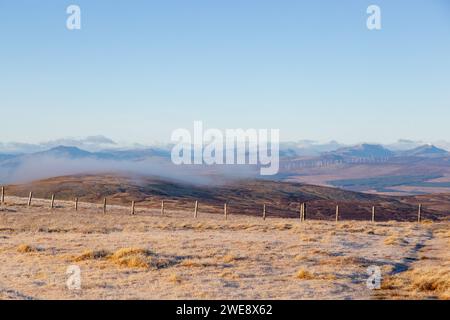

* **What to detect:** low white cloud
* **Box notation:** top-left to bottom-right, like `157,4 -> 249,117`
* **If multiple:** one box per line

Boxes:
6,155 -> 258,185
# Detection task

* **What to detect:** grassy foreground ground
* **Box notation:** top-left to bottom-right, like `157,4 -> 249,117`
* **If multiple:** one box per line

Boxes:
0,196 -> 448,300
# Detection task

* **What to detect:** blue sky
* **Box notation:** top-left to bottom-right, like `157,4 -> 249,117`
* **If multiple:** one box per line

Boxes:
0,0 -> 449,144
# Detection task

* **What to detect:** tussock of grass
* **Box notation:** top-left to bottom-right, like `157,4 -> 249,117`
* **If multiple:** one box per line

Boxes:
300,236 -> 318,242
318,255 -> 370,267
295,269 -> 315,280
17,244 -> 40,253
383,237 -> 396,245
381,275 -> 403,290
345,227 -> 367,233
110,248 -> 152,260
110,247 -> 173,269
219,270 -> 239,279
295,254 -> 314,262
114,255 -> 150,268
110,248 -> 153,269
71,247 -> 175,269
436,230 -> 450,238
222,254 -> 246,263
74,249 -> 111,262
338,223 -> 355,229
180,259 -> 216,268
320,273 -> 337,280
384,235 -> 408,246
368,228 -> 389,236
310,249 -> 330,255
382,268 -> 449,299
409,269 -> 450,297
168,273 -> 182,283
180,259 -> 203,267
295,268 -> 337,281
275,223 -> 293,230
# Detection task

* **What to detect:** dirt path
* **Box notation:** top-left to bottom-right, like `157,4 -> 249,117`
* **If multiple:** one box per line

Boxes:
374,223 -> 449,299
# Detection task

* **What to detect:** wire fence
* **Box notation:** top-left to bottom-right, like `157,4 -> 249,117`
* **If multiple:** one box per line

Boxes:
0,185 -> 432,223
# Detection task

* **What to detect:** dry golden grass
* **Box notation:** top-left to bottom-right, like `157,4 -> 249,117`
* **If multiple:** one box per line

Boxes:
73,249 -> 110,262
179,259 -> 204,267
384,234 -> 408,246
222,254 -> 246,263
0,196 -> 448,300
318,255 -> 369,267
309,249 -> 330,255
72,247 -> 174,270
295,268 -> 337,281
17,244 -> 40,253
219,271 -> 240,279
110,247 -> 175,269
110,247 -> 151,260
381,275 -> 404,290
180,259 -> 217,268
168,273 -> 182,283
114,255 -> 149,269
409,268 -> 450,298
300,236 -> 318,242
381,268 -> 450,299
377,225 -> 450,300
295,269 -> 315,280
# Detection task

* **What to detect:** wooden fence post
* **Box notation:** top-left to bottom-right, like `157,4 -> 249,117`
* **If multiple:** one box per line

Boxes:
1,186 -> 4,204
299,203 -> 303,220
103,198 -> 107,214
50,194 -> 55,209
303,203 -> 307,221
335,205 -> 339,222
194,200 -> 198,218
75,198 -> 78,211
372,206 -> 375,222
28,192 -> 33,207
131,201 -> 135,215
263,204 -> 266,220
161,200 -> 165,215
224,203 -> 228,220
418,204 -> 422,223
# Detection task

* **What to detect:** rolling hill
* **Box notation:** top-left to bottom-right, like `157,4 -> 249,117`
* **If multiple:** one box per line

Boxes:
2,143 -> 450,196
4,174 -> 449,221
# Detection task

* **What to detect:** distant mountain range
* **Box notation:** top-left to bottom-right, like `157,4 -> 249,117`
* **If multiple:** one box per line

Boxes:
325,143 -> 395,159
1,137 -> 450,156
1,142 -> 447,166
1,138 -> 450,196
399,144 -> 449,157
279,144 -> 450,196
283,143 -> 449,161
280,143 -> 449,160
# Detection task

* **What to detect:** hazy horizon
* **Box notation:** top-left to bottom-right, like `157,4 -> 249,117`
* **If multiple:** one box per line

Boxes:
1,135 -> 450,154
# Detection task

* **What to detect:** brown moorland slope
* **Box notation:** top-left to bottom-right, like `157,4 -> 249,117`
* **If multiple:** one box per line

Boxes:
3,174 -> 449,221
